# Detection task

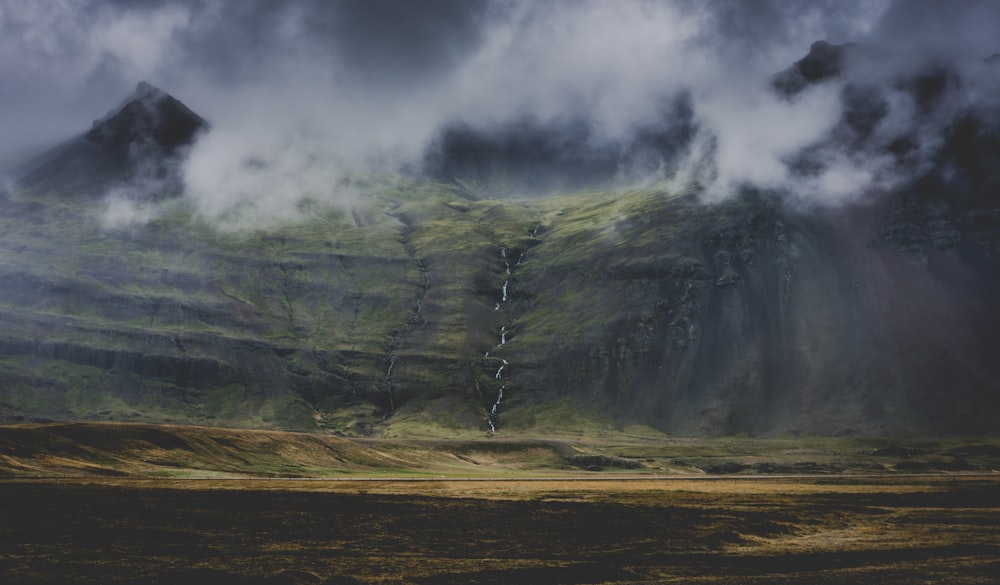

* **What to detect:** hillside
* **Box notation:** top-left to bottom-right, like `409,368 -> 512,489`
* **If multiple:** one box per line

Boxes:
4,422 -> 1000,478
2,42 -> 999,438
3,173 -> 997,436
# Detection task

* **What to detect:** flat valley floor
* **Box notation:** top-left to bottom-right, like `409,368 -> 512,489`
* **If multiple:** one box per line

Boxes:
1,475 -> 998,584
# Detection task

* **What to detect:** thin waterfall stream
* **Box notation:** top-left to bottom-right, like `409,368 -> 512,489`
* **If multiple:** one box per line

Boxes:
382,215 -> 431,417
486,245 -> 524,432
383,355 -> 396,413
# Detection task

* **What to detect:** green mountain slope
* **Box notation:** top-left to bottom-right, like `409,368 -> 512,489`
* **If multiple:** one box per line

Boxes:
3,173 -> 999,436
2,80 -> 999,437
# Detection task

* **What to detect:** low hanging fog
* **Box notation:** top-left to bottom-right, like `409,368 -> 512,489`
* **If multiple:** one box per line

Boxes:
2,0 -> 999,224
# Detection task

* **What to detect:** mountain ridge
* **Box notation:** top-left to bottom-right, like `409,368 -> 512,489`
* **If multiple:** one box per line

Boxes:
1,46 -> 998,437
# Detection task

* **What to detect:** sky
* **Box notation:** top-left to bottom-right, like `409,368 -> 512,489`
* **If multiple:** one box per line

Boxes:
2,0 -> 999,220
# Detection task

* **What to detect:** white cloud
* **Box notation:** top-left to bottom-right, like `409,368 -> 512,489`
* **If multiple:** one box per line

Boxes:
445,1 -> 710,140
94,4 -> 190,83
3,0 -> 996,218
691,81 -> 844,201
101,190 -> 158,229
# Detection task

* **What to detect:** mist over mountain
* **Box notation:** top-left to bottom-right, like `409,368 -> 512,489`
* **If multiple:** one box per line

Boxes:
84,81 -> 207,162
1,1 -> 999,437
423,93 -> 696,196
15,81 -> 207,199
4,0 -> 999,215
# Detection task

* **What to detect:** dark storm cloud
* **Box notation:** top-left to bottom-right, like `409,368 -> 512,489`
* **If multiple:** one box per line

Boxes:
304,0 -> 496,87
2,0 -> 997,223
0,0 -> 492,161
0,0 -> 200,166
652,0 -> 1000,205
868,0 -> 1000,59
697,0 -> 884,63
154,0 -> 497,91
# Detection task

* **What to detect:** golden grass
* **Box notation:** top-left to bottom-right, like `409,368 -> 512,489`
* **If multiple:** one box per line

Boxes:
1,474 -> 997,584
3,422 -> 999,583
4,421 -> 1000,481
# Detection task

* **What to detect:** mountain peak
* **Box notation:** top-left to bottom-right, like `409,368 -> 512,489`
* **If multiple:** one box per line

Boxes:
126,81 -> 168,106
13,83 -> 208,197
85,82 -> 208,155
772,40 -> 856,96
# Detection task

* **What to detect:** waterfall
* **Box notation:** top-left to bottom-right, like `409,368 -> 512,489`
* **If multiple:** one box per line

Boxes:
491,384 -> 504,416
382,227 -> 431,417
406,248 -> 430,325
495,359 -> 508,379
486,243 -> 525,432
497,248 -> 510,305
384,356 -> 396,412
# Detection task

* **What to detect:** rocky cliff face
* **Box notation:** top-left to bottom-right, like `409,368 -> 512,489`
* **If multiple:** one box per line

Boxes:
1,57 -> 998,437
495,188 -> 999,436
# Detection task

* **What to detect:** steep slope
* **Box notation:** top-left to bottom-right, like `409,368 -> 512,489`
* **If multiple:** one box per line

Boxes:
505,190 -> 1000,435
2,52 -> 999,437
2,177 -> 998,435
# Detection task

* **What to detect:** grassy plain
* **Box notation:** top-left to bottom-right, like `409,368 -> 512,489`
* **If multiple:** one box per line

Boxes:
1,475 -> 998,584
1,423 -> 999,583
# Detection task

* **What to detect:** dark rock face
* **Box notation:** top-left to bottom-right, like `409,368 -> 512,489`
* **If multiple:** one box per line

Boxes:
85,82 -> 208,160
504,190 -> 1000,436
773,40 -> 856,96
14,82 -> 206,198
871,108 -> 1000,264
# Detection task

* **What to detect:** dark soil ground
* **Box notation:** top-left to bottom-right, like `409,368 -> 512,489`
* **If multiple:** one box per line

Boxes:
1,476 -> 998,584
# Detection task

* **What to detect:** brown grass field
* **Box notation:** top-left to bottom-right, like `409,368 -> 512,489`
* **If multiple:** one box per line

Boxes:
1,423 -> 999,584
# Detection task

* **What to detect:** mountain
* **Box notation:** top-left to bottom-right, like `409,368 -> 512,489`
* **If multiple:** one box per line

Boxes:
1,55 -> 998,437
14,81 -> 207,199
